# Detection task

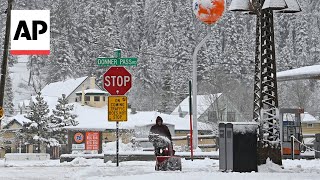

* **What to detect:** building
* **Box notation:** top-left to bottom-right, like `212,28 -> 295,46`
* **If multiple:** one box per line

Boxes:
0,114 -> 29,158
171,94 -> 245,123
65,106 -> 214,153
301,112 -> 320,135
3,76 -> 215,156
1,76 -> 107,155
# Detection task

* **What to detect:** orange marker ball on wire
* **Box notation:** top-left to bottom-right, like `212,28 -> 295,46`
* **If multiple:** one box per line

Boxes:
193,0 -> 225,25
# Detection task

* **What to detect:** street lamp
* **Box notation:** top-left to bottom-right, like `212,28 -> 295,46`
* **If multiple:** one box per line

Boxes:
229,0 -> 301,165
192,0 -> 225,149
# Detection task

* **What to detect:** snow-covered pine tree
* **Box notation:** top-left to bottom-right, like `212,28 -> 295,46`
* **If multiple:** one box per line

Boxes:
49,94 -> 78,144
22,92 -> 51,153
4,72 -> 14,116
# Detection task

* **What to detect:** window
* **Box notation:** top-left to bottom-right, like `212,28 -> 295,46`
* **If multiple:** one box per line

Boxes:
227,112 -> 236,122
94,96 -> 100,101
307,124 -> 313,128
208,111 -> 217,122
103,96 -> 106,101
85,96 -> 90,101
75,98 -> 78,102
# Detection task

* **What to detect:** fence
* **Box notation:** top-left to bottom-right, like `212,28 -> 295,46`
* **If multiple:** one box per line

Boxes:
292,134 -> 320,159
131,134 -> 218,151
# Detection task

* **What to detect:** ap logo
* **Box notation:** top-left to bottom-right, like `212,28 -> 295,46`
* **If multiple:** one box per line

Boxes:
10,10 -> 50,55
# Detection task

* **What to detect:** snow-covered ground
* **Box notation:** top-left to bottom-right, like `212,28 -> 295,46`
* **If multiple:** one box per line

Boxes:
0,158 -> 319,180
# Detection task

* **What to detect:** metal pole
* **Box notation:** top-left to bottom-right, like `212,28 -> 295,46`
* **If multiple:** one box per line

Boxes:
0,0 -> 13,125
116,121 -> 119,166
291,135 -> 294,160
188,80 -> 193,161
19,140 -> 21,153
192,32 -> 211,149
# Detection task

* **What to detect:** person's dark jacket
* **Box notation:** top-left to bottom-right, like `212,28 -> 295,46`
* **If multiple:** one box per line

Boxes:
150,124 -> 172,141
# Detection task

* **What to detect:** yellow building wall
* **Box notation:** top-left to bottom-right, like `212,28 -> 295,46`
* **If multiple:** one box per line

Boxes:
302,123 -> 320,134
87,95 -> 107,108
10,123 -> 22,129
102,131 -> 133,144
1,121 -> 23,155
174,131 -> 216,152
0,131 -> 18,154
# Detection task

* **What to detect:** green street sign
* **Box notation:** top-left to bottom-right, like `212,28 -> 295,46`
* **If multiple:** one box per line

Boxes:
96,57 -> 138,67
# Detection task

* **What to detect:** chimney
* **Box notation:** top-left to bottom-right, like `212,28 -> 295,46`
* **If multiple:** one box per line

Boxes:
81,84 -> 85,106
90,76 -> 96,89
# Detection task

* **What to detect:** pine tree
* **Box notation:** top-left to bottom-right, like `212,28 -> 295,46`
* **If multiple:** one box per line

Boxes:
4,73 -> 14,116
49,94 -> 78,144
22,92 -> 50,152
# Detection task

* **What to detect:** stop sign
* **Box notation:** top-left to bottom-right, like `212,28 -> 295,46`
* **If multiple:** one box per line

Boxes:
103,67 -> 132,95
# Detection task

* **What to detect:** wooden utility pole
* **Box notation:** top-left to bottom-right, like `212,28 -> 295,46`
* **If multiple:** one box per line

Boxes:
0,0 -> 13,122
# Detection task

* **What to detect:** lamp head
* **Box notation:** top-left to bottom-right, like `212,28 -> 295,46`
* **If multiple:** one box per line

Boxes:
229,0 -> 254,12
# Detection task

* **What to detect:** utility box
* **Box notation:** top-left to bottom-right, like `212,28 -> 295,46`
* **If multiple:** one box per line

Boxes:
315,133 -> 320,158
219,122 -> 258,172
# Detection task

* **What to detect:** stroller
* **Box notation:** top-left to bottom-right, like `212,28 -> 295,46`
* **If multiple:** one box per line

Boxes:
149,134 -> 182,171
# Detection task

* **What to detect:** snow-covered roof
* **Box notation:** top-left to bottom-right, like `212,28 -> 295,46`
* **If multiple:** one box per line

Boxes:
282,112 -> 319,123
41,76 -> 88,98
65,103 -> 213,131
277,65 -> 320,81
75,89 -> 108,95
31,95 -> 59,111
11,114 -> 31,125
301,112 -> 319,123
171,94 -> 222,118
2,114 -> 31,128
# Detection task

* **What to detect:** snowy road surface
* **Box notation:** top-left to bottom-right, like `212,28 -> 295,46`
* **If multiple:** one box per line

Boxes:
0,158 -> 319,180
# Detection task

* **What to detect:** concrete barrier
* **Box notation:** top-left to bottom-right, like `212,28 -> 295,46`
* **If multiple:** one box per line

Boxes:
60,154 -> 104,163
5,153 -> 50,161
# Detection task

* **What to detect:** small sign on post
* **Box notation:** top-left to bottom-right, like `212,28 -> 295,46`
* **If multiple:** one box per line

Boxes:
97,57 -> 138,67
86,132 -> 100,151
108,95 -> 128,167
108,96 -> 128,121
97,49 -> 137,67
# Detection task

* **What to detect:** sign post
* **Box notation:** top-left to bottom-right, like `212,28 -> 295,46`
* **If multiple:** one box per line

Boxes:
103,49 -> 133,167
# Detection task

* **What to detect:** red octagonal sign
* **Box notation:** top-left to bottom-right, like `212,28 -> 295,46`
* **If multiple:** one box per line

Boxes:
103,67 -> 132,95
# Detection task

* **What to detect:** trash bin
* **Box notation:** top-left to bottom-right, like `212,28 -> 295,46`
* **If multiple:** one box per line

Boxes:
219,122 -> 258,172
